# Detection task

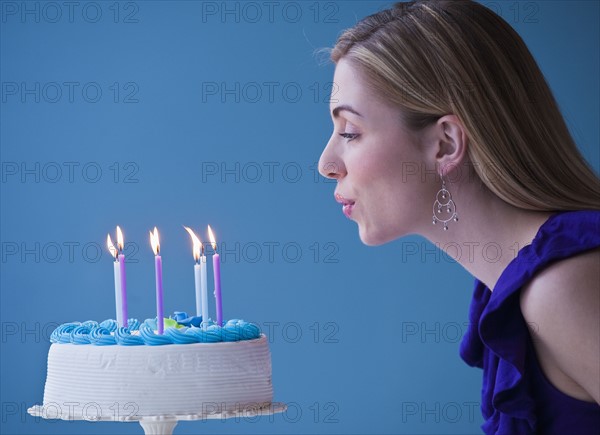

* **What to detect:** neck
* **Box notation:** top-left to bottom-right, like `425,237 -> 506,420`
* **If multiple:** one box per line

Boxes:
420,180 -> 554,291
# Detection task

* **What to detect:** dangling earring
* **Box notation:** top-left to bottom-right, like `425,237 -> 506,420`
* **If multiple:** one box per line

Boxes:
432,175 -> 458,230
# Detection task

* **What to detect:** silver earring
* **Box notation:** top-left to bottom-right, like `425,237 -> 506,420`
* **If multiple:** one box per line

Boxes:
432,175 -> 458,230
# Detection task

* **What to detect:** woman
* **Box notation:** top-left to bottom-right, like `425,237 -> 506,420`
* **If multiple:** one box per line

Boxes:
317,1 -> 600,434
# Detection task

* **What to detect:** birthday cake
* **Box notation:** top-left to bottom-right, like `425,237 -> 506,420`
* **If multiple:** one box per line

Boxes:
41,314 -> 273,418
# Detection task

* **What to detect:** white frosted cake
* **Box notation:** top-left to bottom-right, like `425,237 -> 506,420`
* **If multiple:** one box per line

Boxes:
40,315 -> 273,418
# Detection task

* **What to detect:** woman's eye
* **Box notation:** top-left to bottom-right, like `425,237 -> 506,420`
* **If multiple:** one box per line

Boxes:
339,133 -> 359,142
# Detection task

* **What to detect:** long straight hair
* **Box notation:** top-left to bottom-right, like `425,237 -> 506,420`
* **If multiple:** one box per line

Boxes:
328,0 -> 600,210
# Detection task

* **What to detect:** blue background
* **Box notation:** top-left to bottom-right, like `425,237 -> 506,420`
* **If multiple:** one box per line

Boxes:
1,1 -> 598,434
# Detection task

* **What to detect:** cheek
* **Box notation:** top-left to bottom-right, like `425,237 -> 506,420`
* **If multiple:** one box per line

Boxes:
355,143 -> 430,230
352,146 -> 414,197
348,141 -> 399,179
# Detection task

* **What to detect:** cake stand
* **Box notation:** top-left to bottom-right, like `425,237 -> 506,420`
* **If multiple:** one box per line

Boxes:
28,402 -> 287,435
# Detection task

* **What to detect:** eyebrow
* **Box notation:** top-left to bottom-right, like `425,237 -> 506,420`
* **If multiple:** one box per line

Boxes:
332,105 -> 362,119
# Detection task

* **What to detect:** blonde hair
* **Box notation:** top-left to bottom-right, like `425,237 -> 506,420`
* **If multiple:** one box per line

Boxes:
328,0 -> 600,210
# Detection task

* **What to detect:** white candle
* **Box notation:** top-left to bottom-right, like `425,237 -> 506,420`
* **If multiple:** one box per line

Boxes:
107,234 -> 123,326
185,226 -> 209,324
200,253 -> 208,325
117,226 -> 128,328
194,262 -> 202,317
113,259 -> 122,325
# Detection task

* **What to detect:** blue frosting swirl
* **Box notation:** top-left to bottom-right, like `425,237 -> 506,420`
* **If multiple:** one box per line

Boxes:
114,326 -> 144,346
185,325 -> 222,343
99,319 -> 118,332
138,323 -> 173,346
223,319 -> 261,341
164,326 -> 198,344
204,324 -> 226,342
222,322 -> 242,341
127,318 -> 141,331
50,322 -> 80,343
70,325 -> 93,344
89,326 -> 117,345
142,317 -> 158,331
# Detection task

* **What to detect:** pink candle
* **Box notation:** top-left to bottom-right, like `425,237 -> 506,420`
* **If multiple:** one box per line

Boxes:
208,225 -> 223,326
150,227 -> 164,334
116,226 -> 128,328
118,253 -> 128,328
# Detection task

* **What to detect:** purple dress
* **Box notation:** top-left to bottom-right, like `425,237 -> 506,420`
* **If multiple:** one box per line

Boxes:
460,210 -> 600,434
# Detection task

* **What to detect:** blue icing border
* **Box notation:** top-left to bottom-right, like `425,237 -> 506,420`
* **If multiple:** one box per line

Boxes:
49,312 -> 261,346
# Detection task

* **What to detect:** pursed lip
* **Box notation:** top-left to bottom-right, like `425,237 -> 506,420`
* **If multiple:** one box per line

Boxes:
334,193 -> 356,218
334,193 -> 355,206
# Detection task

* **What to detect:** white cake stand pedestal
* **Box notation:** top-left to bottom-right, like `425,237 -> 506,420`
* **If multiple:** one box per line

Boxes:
28,402 -> 287,435
139,416 -> 179,435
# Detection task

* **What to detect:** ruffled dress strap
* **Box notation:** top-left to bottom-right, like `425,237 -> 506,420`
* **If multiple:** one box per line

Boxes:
460,210 -> 600,434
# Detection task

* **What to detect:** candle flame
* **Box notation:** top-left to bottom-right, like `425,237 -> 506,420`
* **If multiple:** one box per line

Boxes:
116,226 -> 124,251
183,226 -> 202,263
107,234 -> 118,260
207,225 -> 217,252
150,227 -> 160,256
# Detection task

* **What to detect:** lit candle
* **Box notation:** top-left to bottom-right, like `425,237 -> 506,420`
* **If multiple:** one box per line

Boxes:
207,225 -> 222,326
150,227 -> 164,335
116,226 -> 128,328
200,250 -> 208,326
184,227 -> 209,324
106,234 -> 123,326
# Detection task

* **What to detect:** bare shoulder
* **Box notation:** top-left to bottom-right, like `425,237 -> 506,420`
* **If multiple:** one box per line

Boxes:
520,247 -> 600,403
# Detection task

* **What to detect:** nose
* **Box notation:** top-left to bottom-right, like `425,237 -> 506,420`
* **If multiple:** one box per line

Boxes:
318,135 -> 346,180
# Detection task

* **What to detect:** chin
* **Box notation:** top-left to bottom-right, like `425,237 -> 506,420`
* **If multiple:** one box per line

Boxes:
358,218 -> 411,246
357,223 -> 395,246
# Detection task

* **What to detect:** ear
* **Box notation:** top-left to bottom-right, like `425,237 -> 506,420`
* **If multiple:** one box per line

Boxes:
433,114 -> 469,177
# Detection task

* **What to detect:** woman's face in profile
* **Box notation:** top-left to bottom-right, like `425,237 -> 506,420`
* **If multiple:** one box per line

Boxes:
319,58 -> 435,245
